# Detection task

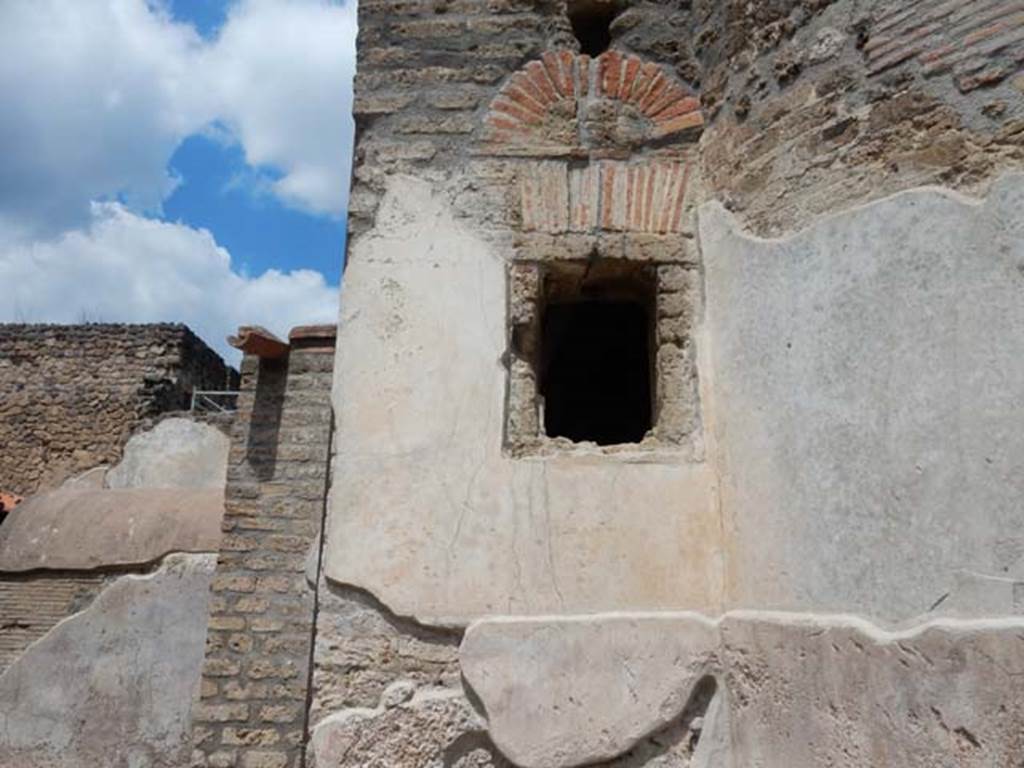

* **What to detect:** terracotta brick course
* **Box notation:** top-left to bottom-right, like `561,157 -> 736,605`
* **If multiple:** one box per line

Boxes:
0,574 -> 107,672
482,51 -> 703,155
520,160 -> 692,234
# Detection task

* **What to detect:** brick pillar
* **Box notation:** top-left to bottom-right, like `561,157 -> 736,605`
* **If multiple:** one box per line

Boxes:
192,326 -> 336,768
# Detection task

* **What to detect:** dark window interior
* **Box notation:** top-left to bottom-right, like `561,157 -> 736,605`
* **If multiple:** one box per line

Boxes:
568,1 -> 618,57
541,299 -> 652,445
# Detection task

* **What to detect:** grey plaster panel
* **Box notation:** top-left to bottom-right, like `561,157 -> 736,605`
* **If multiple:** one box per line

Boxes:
0,488 -> 224,572
700,174 -> 1024,621
461,611 -> 1024,768
0,554 -> 215,767
105,417 -> 229,490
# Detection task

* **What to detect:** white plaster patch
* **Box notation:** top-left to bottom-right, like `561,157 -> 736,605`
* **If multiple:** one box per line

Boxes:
324,176 -> 721,626
105,417 -> 230,490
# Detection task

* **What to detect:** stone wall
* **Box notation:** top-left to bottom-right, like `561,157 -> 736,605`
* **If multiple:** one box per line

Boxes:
0,555 -> 218,768
0,573 -> 108,672
693,0 -> 1024,234
0,412 -> 231,767
192,327 -> 336,768
0,323 -> 238,495
310,0 -> 1024,766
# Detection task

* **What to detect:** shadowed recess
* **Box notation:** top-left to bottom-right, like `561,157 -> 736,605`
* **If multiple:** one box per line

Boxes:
541,300 -> 652,445
567,0 -> 619,56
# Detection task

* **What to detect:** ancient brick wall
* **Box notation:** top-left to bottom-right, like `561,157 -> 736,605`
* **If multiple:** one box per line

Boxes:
349,0 -> 1024,242
347,0 -> 555,238
0,573 -> 108,672
0,323 -> 238,496
691,0 -> 1024,234
308,0 -> 1024,766
191,327 -> 335,768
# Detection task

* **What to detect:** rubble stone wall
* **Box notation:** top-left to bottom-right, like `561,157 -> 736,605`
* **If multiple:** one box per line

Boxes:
0,323 -> 238,496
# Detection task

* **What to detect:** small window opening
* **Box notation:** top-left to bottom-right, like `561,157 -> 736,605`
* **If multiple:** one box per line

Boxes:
568,0 -> 618,57
539,262 -> 654,446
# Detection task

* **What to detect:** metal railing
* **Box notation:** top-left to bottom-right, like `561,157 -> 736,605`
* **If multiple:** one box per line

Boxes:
190,390 -> 240,413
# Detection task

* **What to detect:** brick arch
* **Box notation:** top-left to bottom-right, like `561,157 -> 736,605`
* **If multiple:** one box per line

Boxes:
481,50 -> 704,157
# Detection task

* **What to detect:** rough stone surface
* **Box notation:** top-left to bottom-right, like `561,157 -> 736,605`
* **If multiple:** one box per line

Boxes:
0,554 -> 216,768
105,417 -> 230,490
0,488 -> 224,572
0,323 -> 237,496
701,174 -> 1024,621
246,0 -> 1024,765
461,612 -> 1024,768
694,0 -> 1024,236
717,613 -> 1024,768
311,584 -> 462,725
310,687 -> 492,768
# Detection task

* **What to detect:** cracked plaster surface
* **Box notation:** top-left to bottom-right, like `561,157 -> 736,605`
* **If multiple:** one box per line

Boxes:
325,173 -> 1024,629
461,611 -> 1024,768
701,173 -> 1024,621
324,175 -> 720,626
0,554 -> 216,768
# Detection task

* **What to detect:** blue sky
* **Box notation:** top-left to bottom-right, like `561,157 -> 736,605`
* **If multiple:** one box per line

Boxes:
165,133 -> 344,284
169,0 -> 232,37
0,0 -> 356,360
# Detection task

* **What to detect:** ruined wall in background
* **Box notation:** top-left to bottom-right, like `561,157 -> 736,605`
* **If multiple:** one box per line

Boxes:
0,323 -> 239,496
0,412 -> 231,767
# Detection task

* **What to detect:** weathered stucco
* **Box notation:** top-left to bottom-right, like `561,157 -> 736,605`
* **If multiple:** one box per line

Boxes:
0,488 -> 224,572
462,611 -> 1024,768
461,614 -> 719,768
326,172 -> 1024,630
0,0 -> 998,765
315,169 -> 1024,766
0,554 -> 216,768
701,173 -> 1024,622
105,417 -> 230,490
324,176 -> 721,626
0,418 -> 228,573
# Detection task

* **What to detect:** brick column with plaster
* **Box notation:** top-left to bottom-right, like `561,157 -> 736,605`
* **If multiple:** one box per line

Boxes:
191,325 -> 336,768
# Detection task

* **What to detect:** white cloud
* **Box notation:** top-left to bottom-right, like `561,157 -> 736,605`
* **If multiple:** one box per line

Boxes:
0,0 -> 203,236
0,0 -> 356,237
202,0 -> 356,215
0,0 -> 354,359
0,202 -> 338,362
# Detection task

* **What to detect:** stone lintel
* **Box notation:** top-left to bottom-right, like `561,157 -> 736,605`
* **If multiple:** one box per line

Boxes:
229,325 -> 290,359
